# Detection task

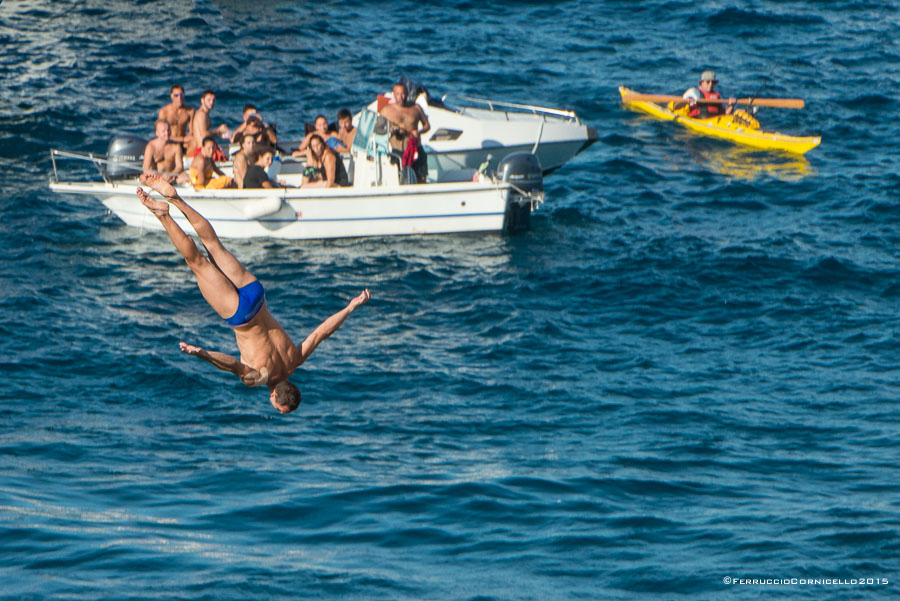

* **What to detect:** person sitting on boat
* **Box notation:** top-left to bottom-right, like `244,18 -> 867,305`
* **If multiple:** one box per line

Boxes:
230,104 -> 259,143
297,114 -> 341,153
293,134 -> 349,188
679,70 -> 737,118
235,115 -> 263,149
242,147 -> 286,189
158,84 -> 194,154
231,104 -> 278,146
378,82 -> 430,183
188,89 -> 230,159
143,120 -> 189,184
231,133 -> 256,189
134,172 -> 370,415
335,108 -> 356,151
189,135 -> 233,189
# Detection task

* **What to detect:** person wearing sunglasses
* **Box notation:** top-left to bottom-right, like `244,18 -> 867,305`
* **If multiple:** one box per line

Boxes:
157,84 -> 195,153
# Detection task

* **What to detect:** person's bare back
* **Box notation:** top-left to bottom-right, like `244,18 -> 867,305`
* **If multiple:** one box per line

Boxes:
232,310 -> 301,384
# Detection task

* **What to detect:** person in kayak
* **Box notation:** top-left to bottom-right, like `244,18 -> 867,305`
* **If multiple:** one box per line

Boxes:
680,70 -> 737,118
134,172 -> 370,414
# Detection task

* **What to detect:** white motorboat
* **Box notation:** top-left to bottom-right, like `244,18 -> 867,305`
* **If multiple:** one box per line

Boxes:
48,109 -> 544,240
365,82 -> 598,181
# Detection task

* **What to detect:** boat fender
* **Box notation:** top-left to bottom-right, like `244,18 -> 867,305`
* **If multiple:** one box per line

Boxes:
239,194 -> 284,220
106,135 -> 147,180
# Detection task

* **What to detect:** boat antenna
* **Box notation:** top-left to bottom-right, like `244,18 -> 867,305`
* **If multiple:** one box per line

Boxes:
747,60 -> 781,112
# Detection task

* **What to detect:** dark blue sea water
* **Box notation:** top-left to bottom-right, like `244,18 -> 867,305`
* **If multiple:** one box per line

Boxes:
2,1 -> 899,599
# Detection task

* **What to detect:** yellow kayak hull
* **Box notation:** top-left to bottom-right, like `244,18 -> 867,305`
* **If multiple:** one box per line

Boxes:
619,86 -> 821,155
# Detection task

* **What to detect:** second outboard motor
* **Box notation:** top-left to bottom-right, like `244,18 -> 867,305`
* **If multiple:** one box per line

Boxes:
105,135 -> 147,180
498,152 -> 543,234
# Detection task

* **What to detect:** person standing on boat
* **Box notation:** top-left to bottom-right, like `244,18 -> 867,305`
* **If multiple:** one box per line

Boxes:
681,70 -> 737,118
158,84 -> 194,154
143,120 -> 189,184
134,172 -> 370,414
189,89 -> 230,159
379,82 -> 430,183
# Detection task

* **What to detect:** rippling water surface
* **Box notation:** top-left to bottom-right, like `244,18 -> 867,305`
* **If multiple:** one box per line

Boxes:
1,1 -> 899,599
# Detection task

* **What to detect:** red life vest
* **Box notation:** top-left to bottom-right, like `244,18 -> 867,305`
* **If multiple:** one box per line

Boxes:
689,89 -> 721,118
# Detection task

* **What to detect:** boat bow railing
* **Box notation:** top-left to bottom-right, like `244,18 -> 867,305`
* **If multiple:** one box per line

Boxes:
50,148 -> 122,184
456,96 -> 579,122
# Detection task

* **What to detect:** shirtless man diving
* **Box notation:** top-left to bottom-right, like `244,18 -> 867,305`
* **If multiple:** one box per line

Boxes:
158,84 -> 194,154
134,172 -> 370,414
189,89 -> 230,158
143,120 -> 188,184
378,82 -> 430,183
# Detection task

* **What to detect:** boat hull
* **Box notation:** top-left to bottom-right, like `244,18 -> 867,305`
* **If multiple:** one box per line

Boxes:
49,181 -> 519,240
619,86 -> 821,154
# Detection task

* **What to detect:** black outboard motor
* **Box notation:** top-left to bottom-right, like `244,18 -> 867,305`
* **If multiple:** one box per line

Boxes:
498,152 -> 543,233
105,135 -> 147,180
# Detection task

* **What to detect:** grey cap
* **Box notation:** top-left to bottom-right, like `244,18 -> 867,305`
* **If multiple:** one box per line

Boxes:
700,70 -> 718,83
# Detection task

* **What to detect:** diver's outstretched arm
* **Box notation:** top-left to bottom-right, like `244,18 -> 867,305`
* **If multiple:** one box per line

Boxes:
179,342 -> 267,387
295,289 -> 370,367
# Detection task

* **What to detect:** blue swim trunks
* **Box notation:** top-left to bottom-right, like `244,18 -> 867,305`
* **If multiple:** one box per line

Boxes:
225,280 -> 266,326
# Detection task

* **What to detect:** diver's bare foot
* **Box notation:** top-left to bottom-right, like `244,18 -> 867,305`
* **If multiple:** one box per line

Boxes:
139,172 -> 179,200
136,187 -> 169,217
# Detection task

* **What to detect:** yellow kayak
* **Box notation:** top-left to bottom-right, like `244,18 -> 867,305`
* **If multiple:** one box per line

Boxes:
619,86 -> 821,155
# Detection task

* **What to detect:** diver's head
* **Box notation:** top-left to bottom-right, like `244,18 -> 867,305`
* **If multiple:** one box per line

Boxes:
270,380 -> 301,414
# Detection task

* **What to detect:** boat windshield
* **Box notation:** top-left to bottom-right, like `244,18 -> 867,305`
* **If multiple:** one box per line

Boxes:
352,109 -> 376,155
